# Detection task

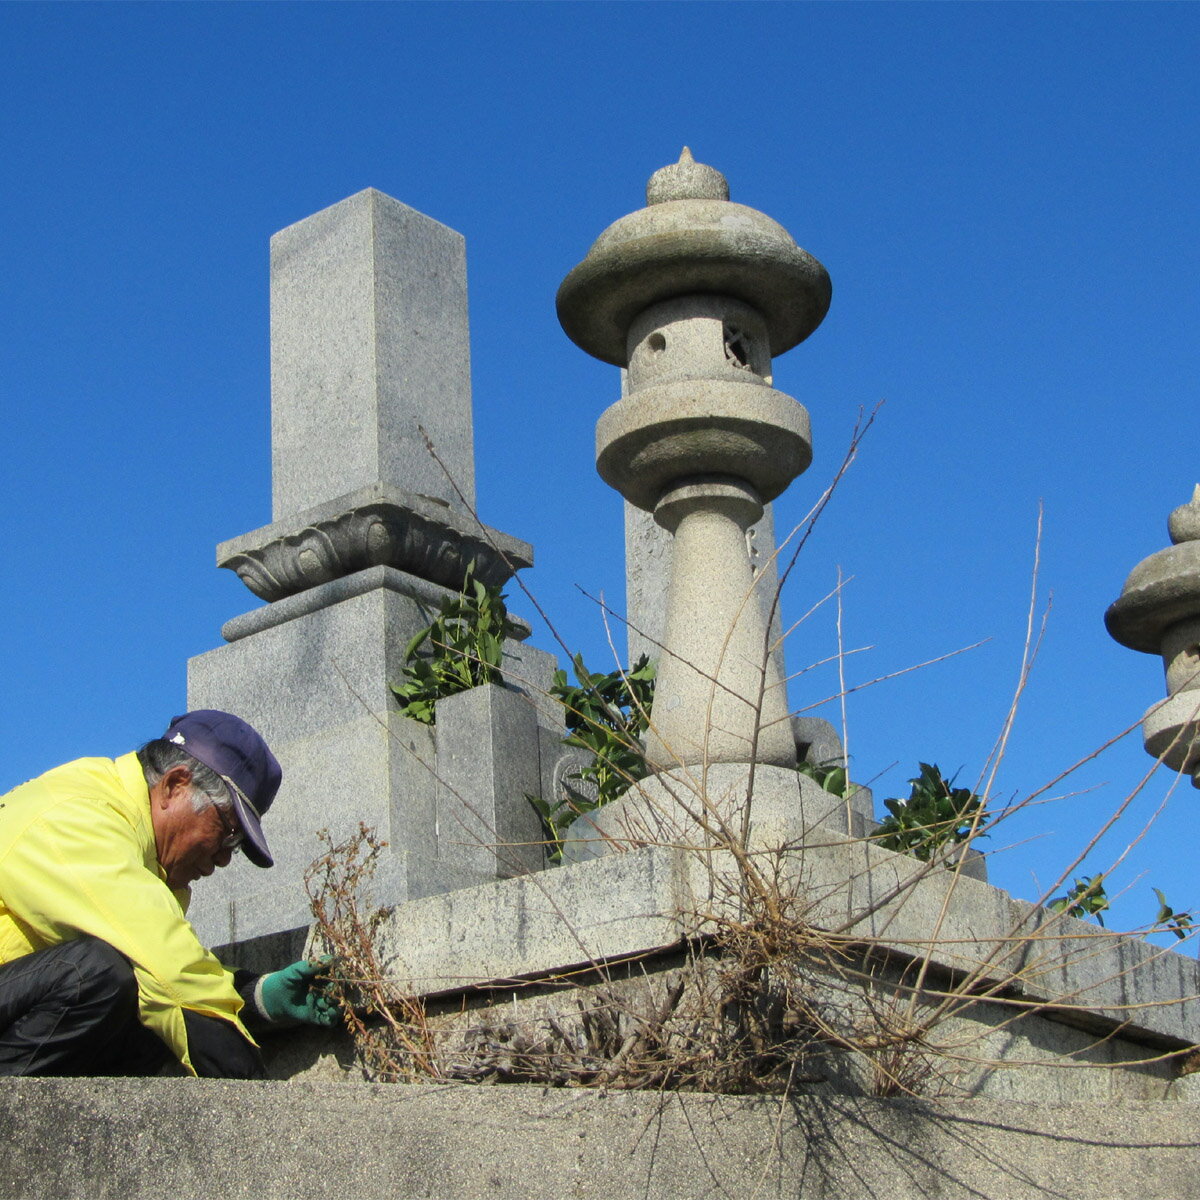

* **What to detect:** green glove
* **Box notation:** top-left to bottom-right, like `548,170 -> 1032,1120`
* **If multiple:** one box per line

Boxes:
258,959 -> 340,1027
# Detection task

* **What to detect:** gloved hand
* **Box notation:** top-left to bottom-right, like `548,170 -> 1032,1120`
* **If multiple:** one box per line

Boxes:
258,959 -> 340,1027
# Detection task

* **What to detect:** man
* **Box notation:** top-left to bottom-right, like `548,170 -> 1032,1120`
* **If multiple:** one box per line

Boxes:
0,709 -> 337,1078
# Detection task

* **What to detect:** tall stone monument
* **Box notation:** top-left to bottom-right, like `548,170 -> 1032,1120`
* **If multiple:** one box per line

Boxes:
1107,485 -> 1200,785
187,189 -> 560,946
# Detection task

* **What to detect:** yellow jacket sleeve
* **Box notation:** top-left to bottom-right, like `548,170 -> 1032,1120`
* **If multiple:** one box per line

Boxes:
0,754 -> 252,1074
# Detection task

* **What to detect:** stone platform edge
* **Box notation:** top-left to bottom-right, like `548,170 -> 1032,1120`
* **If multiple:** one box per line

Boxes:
280,824 -> 1200,1050
4,1077 -> 1200,1200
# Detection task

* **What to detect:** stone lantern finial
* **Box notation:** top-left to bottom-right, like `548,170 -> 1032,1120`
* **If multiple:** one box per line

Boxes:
646,147 -> 730,205
557,156 -> 830,772
1168,484 -> 1200,544
1106,486 -> 1200,786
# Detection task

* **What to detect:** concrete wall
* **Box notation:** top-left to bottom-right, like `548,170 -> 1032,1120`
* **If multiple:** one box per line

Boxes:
4,1078 -> 1199,1199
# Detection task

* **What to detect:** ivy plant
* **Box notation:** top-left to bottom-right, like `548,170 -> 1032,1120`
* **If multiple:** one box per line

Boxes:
1048,875 -> 1110,926
1046,882 -> 1196,941
873,762 -> 986,864
529,654 -> 656,863
390,564 -> 521,725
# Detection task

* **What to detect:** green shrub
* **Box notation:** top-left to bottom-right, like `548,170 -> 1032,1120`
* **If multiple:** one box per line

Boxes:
873,762 -> 986,864
1048,875 -> 1109,925
529,654 -> 655,862
390,565 -> 521,725
796,760 -> 851,799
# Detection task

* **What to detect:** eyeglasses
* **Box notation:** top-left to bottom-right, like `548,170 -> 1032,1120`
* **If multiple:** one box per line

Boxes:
214,803 -> 244,851
217,772 -> 262,853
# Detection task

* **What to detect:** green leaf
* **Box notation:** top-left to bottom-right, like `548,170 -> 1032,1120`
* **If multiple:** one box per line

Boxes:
403,626 -> 431,661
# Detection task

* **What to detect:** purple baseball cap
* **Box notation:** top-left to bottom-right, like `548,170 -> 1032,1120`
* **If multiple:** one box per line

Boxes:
162,710 -> 282,868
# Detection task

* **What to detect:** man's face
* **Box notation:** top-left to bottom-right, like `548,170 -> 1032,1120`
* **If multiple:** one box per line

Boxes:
149,765 -> 239,890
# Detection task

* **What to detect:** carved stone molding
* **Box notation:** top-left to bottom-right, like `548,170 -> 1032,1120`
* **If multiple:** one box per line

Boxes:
550,746 -> 600,813
217,484 -> 533,603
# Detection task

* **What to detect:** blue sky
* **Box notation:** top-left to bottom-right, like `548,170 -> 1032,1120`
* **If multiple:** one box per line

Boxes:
1,2 -> 1197,933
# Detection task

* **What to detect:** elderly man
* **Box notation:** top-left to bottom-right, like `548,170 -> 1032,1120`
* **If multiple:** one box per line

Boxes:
0,709 -> 336,1078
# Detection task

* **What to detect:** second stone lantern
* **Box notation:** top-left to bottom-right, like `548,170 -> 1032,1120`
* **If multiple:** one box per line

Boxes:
1106,486 -> 1200,787
557,149 -> 831,772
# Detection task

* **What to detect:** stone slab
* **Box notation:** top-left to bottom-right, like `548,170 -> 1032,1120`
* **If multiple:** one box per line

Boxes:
335,846 -> 692,995
212,926 -> 311,975
270,188 -> 476,520
192,585 -> 431,740
260,954 -> 1185,1102
221,564 -> 458,642
345,828 -> 1200,1049
5,1078 -> 1200,1199
434,683 -> 545,881
188,711 -> 430,946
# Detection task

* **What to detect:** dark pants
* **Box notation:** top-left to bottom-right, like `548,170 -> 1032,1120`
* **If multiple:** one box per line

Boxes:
0,936 -> 266,1078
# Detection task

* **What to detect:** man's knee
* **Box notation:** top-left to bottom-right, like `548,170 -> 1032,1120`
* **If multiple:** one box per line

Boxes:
55,936 -> 138,1015
0,936 -> 137,1022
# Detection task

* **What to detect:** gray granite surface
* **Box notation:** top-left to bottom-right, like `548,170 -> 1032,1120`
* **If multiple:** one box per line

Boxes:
269,188 -> 477,519
6,1078 -> 1200,1198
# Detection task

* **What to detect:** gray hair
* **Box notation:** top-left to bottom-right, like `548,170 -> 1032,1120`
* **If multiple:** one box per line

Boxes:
137,739 -> 232,814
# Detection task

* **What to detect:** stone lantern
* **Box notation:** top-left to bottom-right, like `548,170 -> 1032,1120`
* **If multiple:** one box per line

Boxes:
557,149 -> 831,772
1106,486 -> 1200,785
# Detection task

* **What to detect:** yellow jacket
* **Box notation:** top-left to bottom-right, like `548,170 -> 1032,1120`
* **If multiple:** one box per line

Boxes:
0,752 -> 252,1074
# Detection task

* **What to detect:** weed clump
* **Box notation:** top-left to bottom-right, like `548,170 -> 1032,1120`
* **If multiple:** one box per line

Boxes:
305,824 -> 439,1083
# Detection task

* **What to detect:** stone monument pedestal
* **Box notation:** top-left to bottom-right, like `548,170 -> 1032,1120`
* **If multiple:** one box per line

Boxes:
187,575 -> 558,945
561,762 -> 876,865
